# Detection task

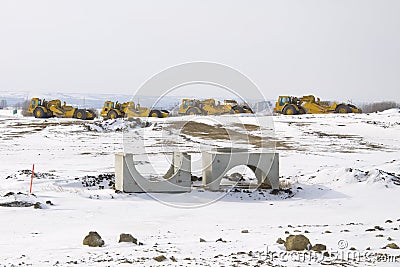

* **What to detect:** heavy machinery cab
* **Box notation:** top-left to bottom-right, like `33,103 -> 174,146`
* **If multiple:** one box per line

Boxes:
100,101 -> 116,117
279,96 -> 290,106
275,96 -> 292,111
182,99 -> 195,109
29,98 -> 40,111
104,101 -> 114,110
27,98 -> 45,116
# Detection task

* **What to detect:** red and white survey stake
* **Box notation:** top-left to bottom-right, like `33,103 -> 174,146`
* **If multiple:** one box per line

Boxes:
29,164 -> 35,194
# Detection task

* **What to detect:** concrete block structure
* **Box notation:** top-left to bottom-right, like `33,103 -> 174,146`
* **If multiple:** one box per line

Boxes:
115,148 -> 279,193
202,148 -> 279,191
115,152 -> 192,193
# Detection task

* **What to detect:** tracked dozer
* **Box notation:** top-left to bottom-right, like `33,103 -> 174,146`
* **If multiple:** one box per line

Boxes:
100,100 -> 169,119
27,98 -> 95,120
274,95 -> 362,115
178,98 -> 253,115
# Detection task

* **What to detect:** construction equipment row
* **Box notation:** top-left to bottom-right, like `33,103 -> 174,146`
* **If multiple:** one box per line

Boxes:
27,97 -> 252,120
100,98 -> 253,119
274,95 -> 362,115
27,94 -> 361,120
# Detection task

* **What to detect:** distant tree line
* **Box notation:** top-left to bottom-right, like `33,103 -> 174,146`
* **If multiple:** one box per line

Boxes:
0,99 -> 7,109
13,99 -> 32,116
360,101 -> 399,113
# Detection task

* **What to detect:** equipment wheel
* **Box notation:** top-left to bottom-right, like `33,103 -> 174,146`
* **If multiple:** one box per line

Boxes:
335,105 -> 351,114
282,105 -> 298,115
75,109 -> 87,120
149,110 -> 162,118
186,107 -> 201,115
33,107 -> 45,118
107,110 -> 118,119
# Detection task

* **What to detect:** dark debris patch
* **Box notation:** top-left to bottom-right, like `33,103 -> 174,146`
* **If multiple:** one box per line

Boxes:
226,187 -> 296,200
0,201 -> 35,208
6,170 -> 56,180
75,173 -> 115,189
0,191 -> 45,209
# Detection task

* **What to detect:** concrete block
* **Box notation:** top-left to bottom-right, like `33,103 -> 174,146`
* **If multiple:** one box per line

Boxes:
202,148 -> 279,191
115,152 -> 192,193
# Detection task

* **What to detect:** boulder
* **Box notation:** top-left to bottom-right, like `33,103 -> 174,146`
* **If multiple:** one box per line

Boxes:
33,202 -> 43,209
119,233 -> 137,244
284,235 -> 311,251
385,243 -> 399,249
153,255 -> 167,262
83,231 -> 105,247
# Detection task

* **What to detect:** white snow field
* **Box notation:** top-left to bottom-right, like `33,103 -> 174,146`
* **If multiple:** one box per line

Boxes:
0,109 -> 399,266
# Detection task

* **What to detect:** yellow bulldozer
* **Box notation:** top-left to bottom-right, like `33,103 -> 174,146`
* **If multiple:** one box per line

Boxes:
178,98 -> 253,115
274,95 -> 362,115
27,98 -> 95,120
100,100 -> 169,119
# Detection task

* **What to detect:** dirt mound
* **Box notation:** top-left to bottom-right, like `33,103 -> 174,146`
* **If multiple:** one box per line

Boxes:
168,120 -> 275,148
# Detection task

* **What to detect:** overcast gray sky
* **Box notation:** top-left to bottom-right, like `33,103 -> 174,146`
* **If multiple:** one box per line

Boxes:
0,0 -> 399,102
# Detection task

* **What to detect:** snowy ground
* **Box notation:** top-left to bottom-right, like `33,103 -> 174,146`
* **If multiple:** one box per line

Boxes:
0,109 -> 399,266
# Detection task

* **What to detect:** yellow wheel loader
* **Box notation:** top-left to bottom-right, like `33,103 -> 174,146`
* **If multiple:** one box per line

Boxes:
274,95 -> 362,115
27,98 -> 95,120
100,101 -> 169,119
178,98 -> 253,116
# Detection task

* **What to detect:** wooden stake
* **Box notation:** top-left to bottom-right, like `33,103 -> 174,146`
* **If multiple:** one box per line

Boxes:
29,164 -> 35,194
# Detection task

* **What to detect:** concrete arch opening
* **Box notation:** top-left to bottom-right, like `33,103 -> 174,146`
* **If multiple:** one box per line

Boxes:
202,148 -> 279,191
223,164 -> 257,188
